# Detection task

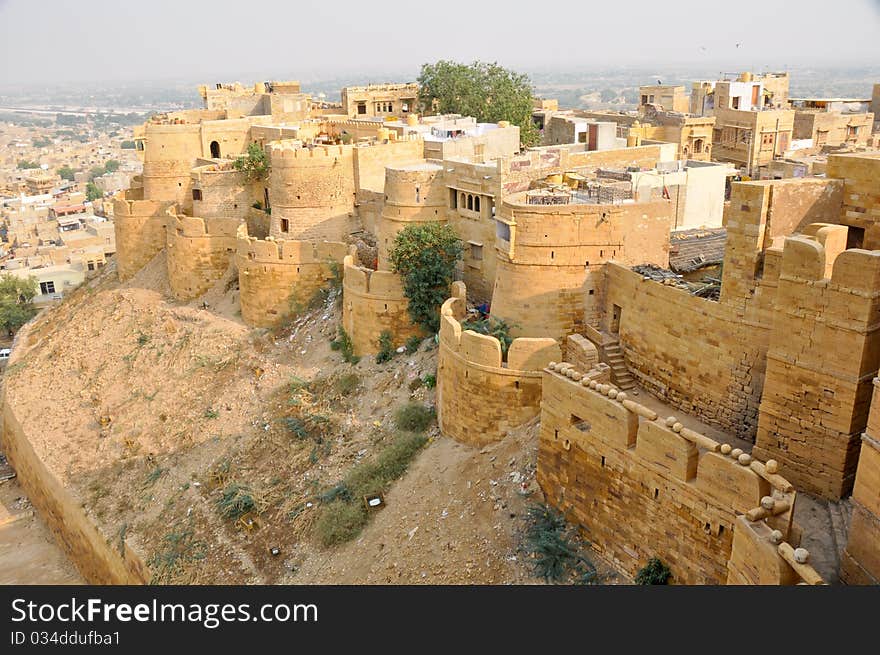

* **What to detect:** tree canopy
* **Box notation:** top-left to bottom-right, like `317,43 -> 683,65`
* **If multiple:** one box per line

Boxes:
389,223 -> 462,333
86,182 -> 104,201
417,60 -> 540,147
104,159 -> 120,173
57,165 -> 75,181
233,142 -> 270,181
0,274 -> 38,335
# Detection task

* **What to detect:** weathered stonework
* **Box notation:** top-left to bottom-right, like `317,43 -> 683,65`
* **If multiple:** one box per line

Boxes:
437,283 -> 561,446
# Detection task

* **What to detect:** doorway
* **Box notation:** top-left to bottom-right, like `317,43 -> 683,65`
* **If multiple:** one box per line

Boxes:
610,304 -> 622,334
210,140 -> 221,158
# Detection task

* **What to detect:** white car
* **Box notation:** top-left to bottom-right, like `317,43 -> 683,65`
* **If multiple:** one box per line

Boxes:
0,348 -> 11,361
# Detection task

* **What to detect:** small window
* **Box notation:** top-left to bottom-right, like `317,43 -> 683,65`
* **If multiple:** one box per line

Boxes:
467,195 -> 473,211
470,243 -> 483,261
449,188 -> 458,209
280,218 -> 289,232
40,280 -> 56,295
192,188 -> 203,201
357,103 -> 366,115
474,196 -> 481,213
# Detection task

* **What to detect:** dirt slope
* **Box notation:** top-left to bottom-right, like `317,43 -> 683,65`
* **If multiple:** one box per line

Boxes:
3,258 -> 566,585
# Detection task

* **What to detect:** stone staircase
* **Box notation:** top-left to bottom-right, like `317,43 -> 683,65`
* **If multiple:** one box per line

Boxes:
604,339 -> 635,390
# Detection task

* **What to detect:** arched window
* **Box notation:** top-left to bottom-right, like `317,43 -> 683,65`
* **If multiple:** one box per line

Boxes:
460,192 -> 466,207
210,140 -> 220,158
693,138 -> 703,153
474,196 -> 481,213
467,195 -> 473,211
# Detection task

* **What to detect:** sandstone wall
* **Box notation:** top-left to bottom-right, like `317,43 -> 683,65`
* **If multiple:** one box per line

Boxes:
268,144 -> 356,241
437,284 -> 561,445
341,254 -> 421,355
236,225 -> 347,327
1,393 -> 150,584
826,153 -> 880,245
165,212 -> 240,301
537,364 -> 820,585
376,163 -> 447,269
112,195 -> 175,281
841,378 -> 880,584
491,197 -> 673,339
191,164 -> 257,220
753,237 -> 880,499
604,263 -> 766,442
142,122 -> 204,210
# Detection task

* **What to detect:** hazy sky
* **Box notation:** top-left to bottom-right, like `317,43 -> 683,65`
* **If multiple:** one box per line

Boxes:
2,0 -> 880,85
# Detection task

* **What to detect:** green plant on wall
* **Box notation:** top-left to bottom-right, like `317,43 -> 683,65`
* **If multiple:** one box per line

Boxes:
233,142 -> 270,181
388,223 -> 462,333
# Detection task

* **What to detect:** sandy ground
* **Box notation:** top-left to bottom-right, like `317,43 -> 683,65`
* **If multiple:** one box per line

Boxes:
0,478 -> 82,585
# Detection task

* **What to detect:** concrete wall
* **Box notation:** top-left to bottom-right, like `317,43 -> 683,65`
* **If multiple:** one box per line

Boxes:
437,284 -> 561,446
537,364 -> 820,585
236,225 -> 347,327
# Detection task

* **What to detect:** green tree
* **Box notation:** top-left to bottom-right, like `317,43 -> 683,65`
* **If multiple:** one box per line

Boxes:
233,142 -> 270,180
57,165 -> 75,181
417,60 -> 540,147
17,160 -> 39,170
0,274 -> 38,335
104,159 -> 120,173
389,223 -> 462,333
89,165 -> 106,180
32,137 -> 52,147
86,182 -> 104,201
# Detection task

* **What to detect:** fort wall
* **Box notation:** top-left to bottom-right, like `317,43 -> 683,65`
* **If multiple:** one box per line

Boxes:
191,164 -> 257,221
142,122 -> 204,211
112,195 -> 175,281
826,153 -> 880,244
165,212 -> 240,301
537,363 -> 821,585
491,197 -> 673,339
341,254 -> 421,355
436,284 -> 561,445
236,225 -> 347,327
1,381 -> 150,584
841,377 -> 880,584
377,163 -> 448,269
753,237 -> 880,499
268,144 -> 356,241
603,263 -> 767,442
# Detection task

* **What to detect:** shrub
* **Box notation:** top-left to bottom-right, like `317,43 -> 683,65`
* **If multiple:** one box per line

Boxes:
315,500 -> 367,546
315,432 -> 428,546
216,483 -> 256,520
635,557 -> 671,585
522,504 -> 597,584
394,402 -> 435,433
375,330 -> 395,364
335,373 -> 360,395
405,335 -> 422,354
388,223 -> 462,333
331,327 -> 360,364
233,142 -> 270,180
422,373 -> 436,389
462,316 -> 516,357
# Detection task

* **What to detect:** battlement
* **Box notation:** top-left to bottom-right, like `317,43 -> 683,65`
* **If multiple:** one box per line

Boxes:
342,254 -> 406,297
112,197 -> 175,219
539,362 -> 823,584
166,210 -> 240,239
269,142 -> 350,161
437,283 -> 560,446
236,224 -> 347,327
235,223 -> 347,264
341,254 -> 421,354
